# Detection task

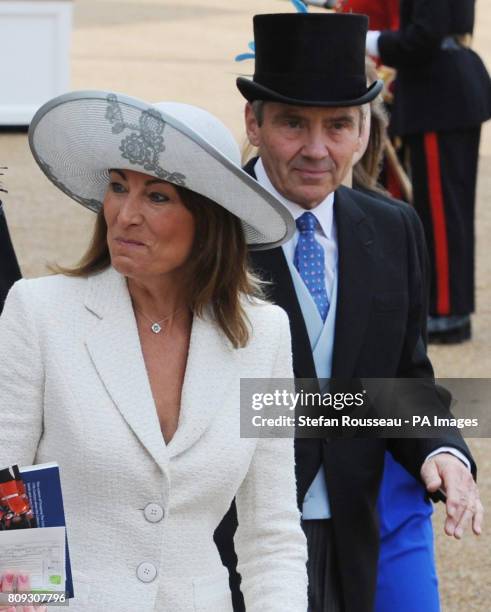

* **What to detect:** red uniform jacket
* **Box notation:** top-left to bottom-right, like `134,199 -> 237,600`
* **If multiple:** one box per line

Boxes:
339,0 -> 399,31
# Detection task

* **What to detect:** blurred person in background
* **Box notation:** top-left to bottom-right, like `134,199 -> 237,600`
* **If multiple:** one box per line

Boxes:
0,173 -> 21,314
336,0 -> 399,32
367,0 -> 491,343
335,1 -> 409,201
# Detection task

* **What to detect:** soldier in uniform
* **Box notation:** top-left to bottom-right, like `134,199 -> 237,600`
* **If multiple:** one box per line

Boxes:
337,0 -> 399,31
367,0 -> 491,342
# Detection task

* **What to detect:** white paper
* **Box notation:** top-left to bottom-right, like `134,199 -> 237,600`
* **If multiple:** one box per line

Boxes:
0,526 -> 66,591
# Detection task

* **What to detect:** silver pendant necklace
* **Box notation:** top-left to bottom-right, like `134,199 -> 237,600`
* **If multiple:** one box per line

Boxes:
135,306 -> 185,334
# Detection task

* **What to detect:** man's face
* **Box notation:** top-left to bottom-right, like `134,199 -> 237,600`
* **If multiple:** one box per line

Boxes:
245,102 -> 363,209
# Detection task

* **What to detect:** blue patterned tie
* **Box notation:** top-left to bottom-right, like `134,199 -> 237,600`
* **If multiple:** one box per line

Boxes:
294,212 -> 329,321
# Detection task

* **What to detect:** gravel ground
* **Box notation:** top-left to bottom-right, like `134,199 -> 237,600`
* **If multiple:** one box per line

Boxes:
1,1 -> 490,609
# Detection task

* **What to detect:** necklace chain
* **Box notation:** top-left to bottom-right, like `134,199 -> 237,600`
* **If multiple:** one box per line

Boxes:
134,305 -> 186,334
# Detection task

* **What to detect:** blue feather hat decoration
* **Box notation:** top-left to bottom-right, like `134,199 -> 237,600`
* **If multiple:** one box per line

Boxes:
235,0 -> 308,62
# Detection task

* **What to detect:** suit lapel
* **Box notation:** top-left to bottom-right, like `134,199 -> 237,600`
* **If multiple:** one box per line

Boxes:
84,268 -> 169,472
84,268 -> 237,464
331,187 -> 375,379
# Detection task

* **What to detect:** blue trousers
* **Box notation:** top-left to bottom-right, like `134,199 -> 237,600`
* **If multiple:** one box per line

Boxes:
375,452 -> 440,612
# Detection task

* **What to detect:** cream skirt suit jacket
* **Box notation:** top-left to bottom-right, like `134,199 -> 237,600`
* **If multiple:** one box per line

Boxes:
0,267 -> 308,611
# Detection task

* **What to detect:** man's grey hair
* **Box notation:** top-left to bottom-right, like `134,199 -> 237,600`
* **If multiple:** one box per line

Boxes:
251,100 -> 266,126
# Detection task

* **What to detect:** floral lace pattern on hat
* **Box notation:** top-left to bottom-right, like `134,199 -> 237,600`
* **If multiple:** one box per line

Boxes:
105,94 -> 187,186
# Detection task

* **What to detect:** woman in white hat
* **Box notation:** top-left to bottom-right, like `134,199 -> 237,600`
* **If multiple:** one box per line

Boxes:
0,91 -> 307,611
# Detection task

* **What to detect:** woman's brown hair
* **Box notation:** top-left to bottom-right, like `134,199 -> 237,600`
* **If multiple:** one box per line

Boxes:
54,185 -> 264,349
352,59 -> 390,194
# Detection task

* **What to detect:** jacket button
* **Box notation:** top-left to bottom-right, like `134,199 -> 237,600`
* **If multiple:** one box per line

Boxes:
143,502 -> 164,523
136,562 -> 157,583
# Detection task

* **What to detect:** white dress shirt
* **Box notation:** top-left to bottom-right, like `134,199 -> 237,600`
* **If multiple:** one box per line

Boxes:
255,158 -> 338,295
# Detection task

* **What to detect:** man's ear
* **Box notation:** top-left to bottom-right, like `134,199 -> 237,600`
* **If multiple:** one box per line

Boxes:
245,103 -> 261,147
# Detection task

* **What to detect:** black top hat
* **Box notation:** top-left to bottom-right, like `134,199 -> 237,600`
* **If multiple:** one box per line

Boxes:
237,13 -> 383,107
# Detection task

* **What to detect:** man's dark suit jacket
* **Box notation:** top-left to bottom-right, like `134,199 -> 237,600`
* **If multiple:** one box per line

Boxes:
214,159 -> 476,612
0,209 -> 21,313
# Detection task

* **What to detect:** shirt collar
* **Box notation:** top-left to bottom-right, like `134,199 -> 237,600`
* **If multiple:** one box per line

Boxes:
254,158 -> 335,239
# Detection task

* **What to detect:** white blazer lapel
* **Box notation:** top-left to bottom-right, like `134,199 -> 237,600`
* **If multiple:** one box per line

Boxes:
166,310 -> 237,460
84,267 -> 168,473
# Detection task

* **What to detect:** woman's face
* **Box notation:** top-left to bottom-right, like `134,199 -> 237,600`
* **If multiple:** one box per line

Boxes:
103,169 -> 195,282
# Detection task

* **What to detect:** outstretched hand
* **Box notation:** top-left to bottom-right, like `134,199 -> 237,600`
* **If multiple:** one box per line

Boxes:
421,453 -> 484,539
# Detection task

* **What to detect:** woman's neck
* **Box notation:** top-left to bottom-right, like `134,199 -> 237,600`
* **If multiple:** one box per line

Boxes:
127,274 -> 189,320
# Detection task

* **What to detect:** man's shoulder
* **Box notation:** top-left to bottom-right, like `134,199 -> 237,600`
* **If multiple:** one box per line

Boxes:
338,184 -> 399,211
337,185 -> 421,227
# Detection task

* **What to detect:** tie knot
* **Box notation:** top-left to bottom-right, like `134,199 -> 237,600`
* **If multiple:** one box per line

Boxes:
296,212 -> 318,234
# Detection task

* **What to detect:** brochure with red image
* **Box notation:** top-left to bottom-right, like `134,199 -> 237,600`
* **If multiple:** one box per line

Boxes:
0,462 -> 73,598
0,464 -> 37,530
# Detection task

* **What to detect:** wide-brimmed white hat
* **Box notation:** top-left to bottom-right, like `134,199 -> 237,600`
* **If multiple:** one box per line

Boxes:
28,90 -> 294,250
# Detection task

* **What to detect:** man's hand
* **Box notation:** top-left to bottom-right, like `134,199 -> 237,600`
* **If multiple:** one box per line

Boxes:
421,453 -> 484,539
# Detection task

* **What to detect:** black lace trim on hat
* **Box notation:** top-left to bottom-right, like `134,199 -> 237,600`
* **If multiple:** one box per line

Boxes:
105,94 -> 187,186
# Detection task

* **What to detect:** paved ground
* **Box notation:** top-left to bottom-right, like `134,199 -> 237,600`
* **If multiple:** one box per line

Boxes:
1,1 -> 490,609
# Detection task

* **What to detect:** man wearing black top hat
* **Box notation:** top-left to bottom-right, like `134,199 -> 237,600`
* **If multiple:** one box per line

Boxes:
0,190 -> 21,314
214,13 -> 482,612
